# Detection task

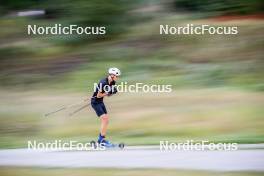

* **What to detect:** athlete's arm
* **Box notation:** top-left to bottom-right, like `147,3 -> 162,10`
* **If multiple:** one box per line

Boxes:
97,91 -> 108,98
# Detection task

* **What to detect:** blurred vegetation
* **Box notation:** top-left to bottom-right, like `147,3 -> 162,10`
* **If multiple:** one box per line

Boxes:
0,167 -> 263,176
0,89 -> 263,148
1,0 -> 135,42
0,15 -> 263,91
0,0 -> 38,10
0,0 -> 263,91
173,0 -> 264,15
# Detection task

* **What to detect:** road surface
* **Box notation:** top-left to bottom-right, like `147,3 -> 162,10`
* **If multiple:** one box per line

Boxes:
0,145 -> 264,171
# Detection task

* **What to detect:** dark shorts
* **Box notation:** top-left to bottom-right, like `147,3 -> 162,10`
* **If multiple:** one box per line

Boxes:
91,101 -> 107,117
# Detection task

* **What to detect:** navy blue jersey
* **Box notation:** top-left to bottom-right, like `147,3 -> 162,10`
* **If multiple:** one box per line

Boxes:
92,77 -> 116,103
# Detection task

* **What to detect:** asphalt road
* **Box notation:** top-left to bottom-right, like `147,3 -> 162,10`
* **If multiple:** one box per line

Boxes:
0,145 -> 264,171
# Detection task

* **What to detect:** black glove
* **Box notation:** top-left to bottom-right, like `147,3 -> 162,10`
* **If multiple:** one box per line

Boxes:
112,87 -> 118,94
108,87 -> 118,95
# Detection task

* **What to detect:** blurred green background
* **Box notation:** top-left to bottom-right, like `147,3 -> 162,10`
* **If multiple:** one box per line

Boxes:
0,0 -> 264,149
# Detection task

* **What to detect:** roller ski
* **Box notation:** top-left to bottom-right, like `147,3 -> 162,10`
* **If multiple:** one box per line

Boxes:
90,140 -> 124,149
90,135 -> 124,149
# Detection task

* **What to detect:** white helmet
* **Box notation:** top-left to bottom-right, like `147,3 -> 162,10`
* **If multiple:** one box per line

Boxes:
108,67 -> 121,76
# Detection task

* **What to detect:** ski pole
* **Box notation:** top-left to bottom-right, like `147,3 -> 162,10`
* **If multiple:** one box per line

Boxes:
69,103 -> 90,116
44,97 -> 90,117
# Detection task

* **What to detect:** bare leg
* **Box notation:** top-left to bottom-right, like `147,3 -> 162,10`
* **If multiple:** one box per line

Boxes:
100,114 -> 109,136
